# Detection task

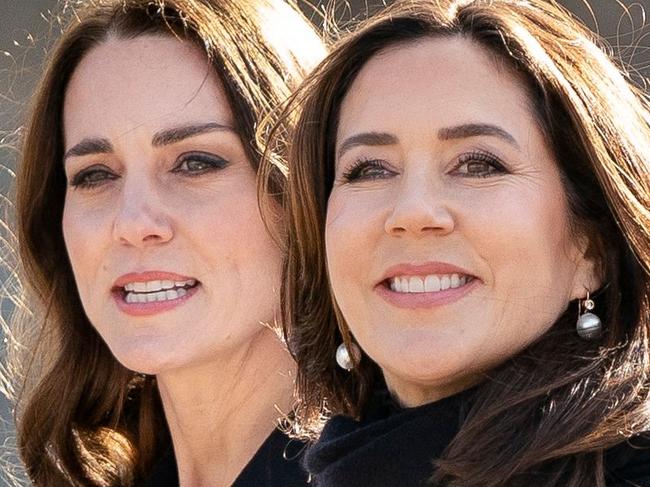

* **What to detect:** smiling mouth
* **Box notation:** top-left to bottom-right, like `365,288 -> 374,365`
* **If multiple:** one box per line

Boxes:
117,279 -> 199,304
384,273 -> 475,293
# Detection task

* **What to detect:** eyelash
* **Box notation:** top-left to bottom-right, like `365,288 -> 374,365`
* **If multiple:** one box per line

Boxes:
341,158 -> 394,182
170,152 -> 229,175
69,152 -> 229,189
453,151 -> 507,178
70,165 -> 117,189
340,150 -> 507,183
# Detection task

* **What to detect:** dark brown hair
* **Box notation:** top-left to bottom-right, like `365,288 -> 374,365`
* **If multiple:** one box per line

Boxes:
5,0 -> 324,485
262,0 -> 650,485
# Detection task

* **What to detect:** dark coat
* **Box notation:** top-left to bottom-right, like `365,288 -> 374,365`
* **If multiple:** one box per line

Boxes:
305,387 -> 650,487
141,428 -> 308,486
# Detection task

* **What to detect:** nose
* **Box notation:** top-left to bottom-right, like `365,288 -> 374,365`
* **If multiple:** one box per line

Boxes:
112,178 -> 173,247
384,174 -> 455,237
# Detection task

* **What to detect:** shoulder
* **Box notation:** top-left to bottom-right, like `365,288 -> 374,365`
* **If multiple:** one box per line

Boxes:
233,428 -> 309,487
605,433 -> 650,486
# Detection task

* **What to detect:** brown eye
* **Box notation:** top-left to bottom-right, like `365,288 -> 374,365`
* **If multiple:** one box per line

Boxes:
453,151 -> 507,178
70,165 -> 118,189
172,152 -> 229,174
341,159 -> 396,182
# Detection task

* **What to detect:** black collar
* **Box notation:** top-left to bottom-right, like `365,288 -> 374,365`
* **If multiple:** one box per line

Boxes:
305,387 -> 474,487
142,428 -> 308,487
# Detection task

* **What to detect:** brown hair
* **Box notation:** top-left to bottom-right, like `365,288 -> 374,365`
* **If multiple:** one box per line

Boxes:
5,0 -> 324,485
262,0 -> 650,485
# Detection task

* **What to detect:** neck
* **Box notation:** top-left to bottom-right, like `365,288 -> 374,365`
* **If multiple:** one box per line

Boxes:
156,328 -> 295,487
383,371 -> 482,408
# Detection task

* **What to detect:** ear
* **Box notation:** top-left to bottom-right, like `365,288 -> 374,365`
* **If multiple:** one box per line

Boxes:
569,236 -> 604,301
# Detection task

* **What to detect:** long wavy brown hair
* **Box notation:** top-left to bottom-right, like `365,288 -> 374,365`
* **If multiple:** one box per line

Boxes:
261,0 -> 650,485
3,0 -> 324,485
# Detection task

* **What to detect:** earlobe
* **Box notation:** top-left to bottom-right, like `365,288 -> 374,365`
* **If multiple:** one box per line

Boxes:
569,250 -> 604,302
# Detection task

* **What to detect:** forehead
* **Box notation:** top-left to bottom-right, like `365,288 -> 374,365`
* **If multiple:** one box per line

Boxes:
337,36 -> 536,144
63,35 -> 233,145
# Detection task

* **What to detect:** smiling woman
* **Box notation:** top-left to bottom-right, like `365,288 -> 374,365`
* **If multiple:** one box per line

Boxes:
327,36 -> 595,406
61,34 -> 285,377
262,0 -> 650,485
5,1 -> 325,486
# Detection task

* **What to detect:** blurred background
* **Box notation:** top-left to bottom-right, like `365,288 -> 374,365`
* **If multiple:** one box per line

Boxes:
0,0 -> 648,484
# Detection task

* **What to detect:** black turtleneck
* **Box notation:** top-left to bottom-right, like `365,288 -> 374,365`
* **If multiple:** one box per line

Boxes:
141,427 -> 308,486
305,387 -> 650,486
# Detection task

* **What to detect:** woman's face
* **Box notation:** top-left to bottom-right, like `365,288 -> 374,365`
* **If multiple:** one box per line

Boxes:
326,37 -> 598,405
62,36 -> 282,374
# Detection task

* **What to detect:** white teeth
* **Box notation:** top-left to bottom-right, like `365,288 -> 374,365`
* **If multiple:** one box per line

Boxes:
440,275 -> 451,290
124,278 -> 196,292
389,273 -> 471,294
146,280 -> 162,292
409,277 -> 424,292
134,282 -> 147,292
424,275 -> 441,292
122,278 -> 196,304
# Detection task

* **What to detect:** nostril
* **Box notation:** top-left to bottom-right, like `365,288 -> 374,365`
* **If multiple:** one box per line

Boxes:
112,207 -> 174,246
143,234 -> 164,242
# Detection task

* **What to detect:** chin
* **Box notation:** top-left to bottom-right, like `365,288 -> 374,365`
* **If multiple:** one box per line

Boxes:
106,335 -> 187,375
371,334 -> 475,383
386,354 -> 464,384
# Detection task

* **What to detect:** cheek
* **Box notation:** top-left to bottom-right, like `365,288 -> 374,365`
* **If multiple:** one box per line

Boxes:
325,191 -> 377,286
197,190 -> 282,294
61,198 -> 116,322
325,189 -> 390,336
62,198 -> 111,278
473,184 -> 579,326
473,180 -> 571,267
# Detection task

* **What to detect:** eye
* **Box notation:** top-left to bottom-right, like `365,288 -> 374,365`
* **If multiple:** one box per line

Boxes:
340,158 -> 396,182
70,165 -> 119,189
452,151 -> 507,178
172,152 -> 229,175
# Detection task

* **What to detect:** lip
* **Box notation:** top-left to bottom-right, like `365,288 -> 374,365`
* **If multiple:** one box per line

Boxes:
380,262 -> 476,281
376,261 -> 479,309
113,271 -> 197,289
112,270 -> 200,317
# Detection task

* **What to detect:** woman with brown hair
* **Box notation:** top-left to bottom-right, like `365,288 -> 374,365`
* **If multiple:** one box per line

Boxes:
264,0 -> 650,485
4,0 -> 324,485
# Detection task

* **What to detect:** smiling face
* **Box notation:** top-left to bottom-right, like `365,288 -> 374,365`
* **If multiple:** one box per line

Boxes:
62,35 -> 282,374
326,37 -> 598,406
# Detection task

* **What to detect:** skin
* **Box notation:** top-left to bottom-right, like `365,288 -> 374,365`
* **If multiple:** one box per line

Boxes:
327,37 -> 599,408
62,36 -> 293,486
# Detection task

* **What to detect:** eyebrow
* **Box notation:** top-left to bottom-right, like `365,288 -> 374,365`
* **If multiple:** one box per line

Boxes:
438,123 -> 519,148
151,122 -> 236,147
64,122 -> 236,161
337,132 -> 398,159
64,138 -> 113,160
336,123 -> 519,160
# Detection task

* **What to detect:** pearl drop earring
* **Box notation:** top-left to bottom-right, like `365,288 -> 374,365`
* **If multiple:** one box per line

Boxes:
336,342 -> 360,371
576,291 -> 603,340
